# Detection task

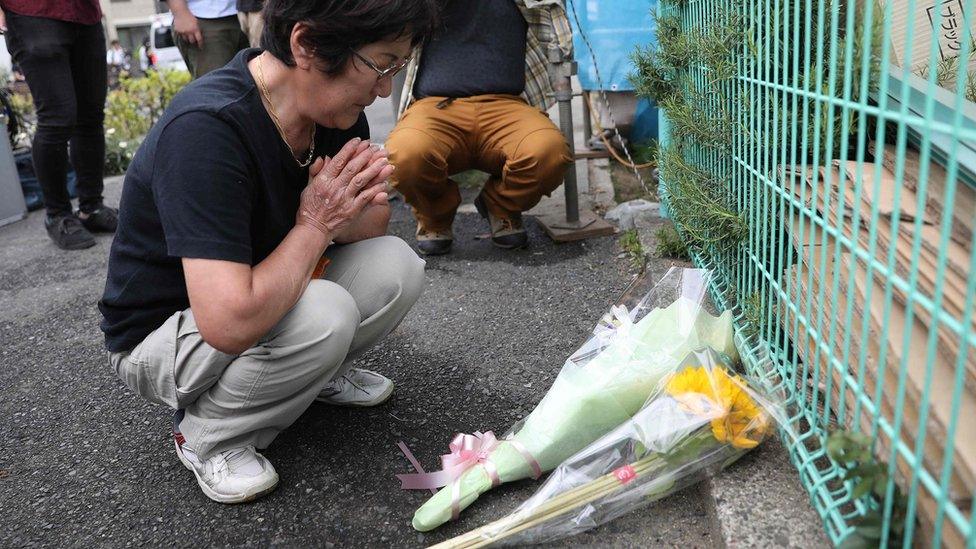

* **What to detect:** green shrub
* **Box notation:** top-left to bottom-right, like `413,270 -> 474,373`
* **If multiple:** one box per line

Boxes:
9,92 -> 35,148
103,69 -> 190,175
631,139 -> 659,166
619,229 -> 646,270
654,225 -> 689,260
9,69 -> 190,175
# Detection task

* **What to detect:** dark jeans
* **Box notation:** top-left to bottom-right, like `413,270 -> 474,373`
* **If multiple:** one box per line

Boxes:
5,12 -> 107,217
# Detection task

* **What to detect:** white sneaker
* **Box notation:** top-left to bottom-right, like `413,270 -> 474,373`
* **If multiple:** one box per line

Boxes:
316,368 -> 394,407
173,420 -> 279,504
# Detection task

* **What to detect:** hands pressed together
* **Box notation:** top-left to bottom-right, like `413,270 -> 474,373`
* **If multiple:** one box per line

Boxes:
296,137 -> 395,239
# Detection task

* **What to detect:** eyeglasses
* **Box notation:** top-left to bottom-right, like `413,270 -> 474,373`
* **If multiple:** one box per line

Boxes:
350,49 -> 409,80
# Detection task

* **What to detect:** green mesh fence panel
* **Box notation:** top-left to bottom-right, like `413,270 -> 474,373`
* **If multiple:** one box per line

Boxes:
655,0 -> 976,545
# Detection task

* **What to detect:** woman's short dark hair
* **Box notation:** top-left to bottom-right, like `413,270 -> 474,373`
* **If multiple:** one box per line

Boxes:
262,0 -> 439,74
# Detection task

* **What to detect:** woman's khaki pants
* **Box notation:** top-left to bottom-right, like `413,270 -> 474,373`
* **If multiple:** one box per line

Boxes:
110,236 -> 425,459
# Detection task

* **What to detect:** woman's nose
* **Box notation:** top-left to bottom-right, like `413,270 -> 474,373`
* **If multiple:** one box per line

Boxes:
375,75 -> 393,98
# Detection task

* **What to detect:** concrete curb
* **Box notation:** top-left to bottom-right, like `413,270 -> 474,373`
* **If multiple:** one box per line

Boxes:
705,439 -> 830,548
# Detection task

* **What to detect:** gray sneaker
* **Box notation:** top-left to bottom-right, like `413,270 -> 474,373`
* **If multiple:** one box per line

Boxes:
316,368 -> 394,406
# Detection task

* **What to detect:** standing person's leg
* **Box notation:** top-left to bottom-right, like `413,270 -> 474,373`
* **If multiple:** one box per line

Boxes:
4,13 -> 94,249
386,97 -> 475,254
69,22 -> 115,230
192,15 -> 249,78
111,280 -> 362,502
174,31 -> 197,78
476,95 -> 571,221
315,236 -> 426,406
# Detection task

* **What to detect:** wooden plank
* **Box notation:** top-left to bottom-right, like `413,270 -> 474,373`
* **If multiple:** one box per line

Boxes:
785,166 -> 976,394
532,210 -> 616,242
835,160 -> 930,223
870,141 -> 975,254
782,256 -> 976,507
573,149 -> 611,160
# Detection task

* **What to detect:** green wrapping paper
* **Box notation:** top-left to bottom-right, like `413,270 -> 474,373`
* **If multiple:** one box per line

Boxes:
406,268 -> 738,531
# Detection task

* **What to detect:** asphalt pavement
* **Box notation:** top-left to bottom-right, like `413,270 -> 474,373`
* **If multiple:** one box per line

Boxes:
0,176 -> 718,547
0,92 -> 719,547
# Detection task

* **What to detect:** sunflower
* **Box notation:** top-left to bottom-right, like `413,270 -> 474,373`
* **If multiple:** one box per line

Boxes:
665,365 -> 768,449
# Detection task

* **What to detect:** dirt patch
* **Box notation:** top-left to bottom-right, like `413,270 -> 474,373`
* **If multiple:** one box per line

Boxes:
609,160 -> 657,203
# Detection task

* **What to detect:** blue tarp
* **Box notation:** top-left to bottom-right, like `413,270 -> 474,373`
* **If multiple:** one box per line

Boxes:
568,0 -> 657,91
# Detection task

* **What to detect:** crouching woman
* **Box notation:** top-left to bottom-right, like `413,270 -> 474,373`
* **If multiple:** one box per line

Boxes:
98,0 -> 436,503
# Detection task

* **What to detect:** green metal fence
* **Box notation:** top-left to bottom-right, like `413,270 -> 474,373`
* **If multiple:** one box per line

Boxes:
652,0 -> 976,545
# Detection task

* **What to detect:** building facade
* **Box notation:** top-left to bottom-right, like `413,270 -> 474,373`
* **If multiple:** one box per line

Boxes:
100,0 -> 168,56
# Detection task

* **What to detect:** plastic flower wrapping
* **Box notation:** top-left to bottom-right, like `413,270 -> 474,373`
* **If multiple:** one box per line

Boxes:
432,346 -> 787,548
397,268 -> 742,532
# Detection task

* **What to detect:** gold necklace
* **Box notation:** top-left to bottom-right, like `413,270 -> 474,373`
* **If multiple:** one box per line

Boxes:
257,55 -> 315,168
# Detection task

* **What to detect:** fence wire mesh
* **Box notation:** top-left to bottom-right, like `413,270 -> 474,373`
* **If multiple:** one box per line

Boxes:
655,0 -> 976,544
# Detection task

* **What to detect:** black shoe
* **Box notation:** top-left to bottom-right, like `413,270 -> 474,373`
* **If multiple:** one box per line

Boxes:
45,213 -> 96,250
473,194 -> 528,249
79,206 -> 119,233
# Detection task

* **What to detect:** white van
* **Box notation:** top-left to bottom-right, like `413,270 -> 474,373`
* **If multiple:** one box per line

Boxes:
149,14 -> 188,72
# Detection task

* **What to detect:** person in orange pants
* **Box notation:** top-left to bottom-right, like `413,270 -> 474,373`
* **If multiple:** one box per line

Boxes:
386,0 -> 574,255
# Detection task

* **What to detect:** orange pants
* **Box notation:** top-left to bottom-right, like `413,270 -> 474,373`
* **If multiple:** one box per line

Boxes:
386,94 -> 572,230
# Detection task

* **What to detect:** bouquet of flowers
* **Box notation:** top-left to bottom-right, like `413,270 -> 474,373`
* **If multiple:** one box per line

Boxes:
431,347 -> 784,547
397,268 -> 740,531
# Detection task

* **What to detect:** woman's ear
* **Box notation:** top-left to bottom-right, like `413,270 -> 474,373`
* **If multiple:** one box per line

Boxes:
289,23 -> 315,70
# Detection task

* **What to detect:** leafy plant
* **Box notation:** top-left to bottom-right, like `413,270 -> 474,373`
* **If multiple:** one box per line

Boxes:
631,139 -> 659,166
741,292 -> 764,340
7,92 -> 36,149
660,91 -> 734,152
827,430 -> 909,548
619,229 -> 646,270
658,146 -> 746,254
739,0 -> 884,163
631,44 -> 681,105
104,69 -> 189,142
917,58 -> 976,106
654,225 -> 689,260
631,10 -> 742,148
631,4 -> 746,256
101,69 -> 190,174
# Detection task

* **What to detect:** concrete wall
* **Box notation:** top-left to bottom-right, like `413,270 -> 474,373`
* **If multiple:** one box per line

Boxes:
100,0 -> 164,43
100,0 -> 167,59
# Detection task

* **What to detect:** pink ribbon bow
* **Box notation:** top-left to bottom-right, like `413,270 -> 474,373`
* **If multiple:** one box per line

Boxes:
396,432 -> 543,521
396,431 -> 503,492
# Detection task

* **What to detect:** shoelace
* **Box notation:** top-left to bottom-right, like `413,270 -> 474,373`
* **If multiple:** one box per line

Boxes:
210,447 -> 254,476
323,372 -> 371,398
336,373 -> 369,395
56,216 -> 86,235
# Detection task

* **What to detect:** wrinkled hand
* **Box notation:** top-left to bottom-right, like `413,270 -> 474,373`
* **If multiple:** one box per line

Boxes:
0,8 -> 7,33
173,10 -> 203,47
296,137 -> 394,238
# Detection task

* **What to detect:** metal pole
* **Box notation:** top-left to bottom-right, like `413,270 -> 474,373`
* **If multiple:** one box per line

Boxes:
582,91 -> 592,145
549,44 -> 579,224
